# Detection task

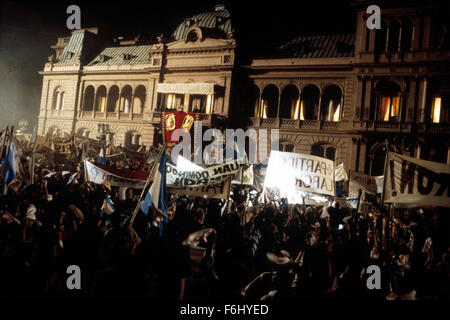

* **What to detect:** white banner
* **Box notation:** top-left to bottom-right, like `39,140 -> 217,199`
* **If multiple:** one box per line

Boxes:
348,170 -> 383,197
166,159 -> 241,186
384,152 -> 450,207
264,151 -> 335,203
84,160 -> 147,189
168,176 -> 231,200
335,163 -> 348,182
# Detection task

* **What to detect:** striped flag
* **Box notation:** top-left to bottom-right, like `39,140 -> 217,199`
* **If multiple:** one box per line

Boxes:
140,151 -> 168,217
5,140 -> 18,185
101,194 -> 116,215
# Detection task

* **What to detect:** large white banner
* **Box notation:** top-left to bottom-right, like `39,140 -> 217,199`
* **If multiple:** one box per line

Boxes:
84,160 -> 147,188
166,159 -> 241,186
384,152 -> 450,207
264,151 -> 335,203
168,176 -> 231,199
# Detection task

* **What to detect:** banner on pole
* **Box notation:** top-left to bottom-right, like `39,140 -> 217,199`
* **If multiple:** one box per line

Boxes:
168,176 -> 231,200
166,159 -> 241,186
348,170 -> 383,197
84,160 -> 148,188
384,152 -> 450,207
264,151 -> 335,203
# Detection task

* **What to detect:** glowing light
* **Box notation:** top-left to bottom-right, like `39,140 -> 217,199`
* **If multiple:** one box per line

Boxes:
299,101 -> 304,120
432,97 -> 441,123
333,103 -> 341,122
293,99 -> 300,120
205,94 -> 213,114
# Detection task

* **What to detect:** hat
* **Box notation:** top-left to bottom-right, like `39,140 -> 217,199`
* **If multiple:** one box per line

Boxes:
8,178 -> 22,193
102,182 -> 112,191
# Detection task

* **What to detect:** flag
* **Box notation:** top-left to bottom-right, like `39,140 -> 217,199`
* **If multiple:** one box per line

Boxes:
101,194 -> 116,215
98,144 -> 106,165
67,172 -> 78,185
335,163 -> 348,182
140,151 -> 168,216
5,140 -> 18,186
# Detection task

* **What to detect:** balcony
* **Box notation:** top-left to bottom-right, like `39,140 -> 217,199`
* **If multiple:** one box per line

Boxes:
417,123 -> 450,134
249,118 -> 344,131
148,111 -> 224,127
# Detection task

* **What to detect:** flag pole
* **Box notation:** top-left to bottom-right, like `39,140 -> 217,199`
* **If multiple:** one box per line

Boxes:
380,139 -> 389,210
129,143 -> 166,227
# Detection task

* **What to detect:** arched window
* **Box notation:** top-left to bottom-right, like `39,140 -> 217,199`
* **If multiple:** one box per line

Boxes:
320,85 -> 342,121
301,85 -> 320,120
249,85 -> 260,117
95,85 -> 107,112
120,85 -> 132,113
133,85 -> 146,114
261,85 -> 279,119
83,86 -> 95,111
107,85 -> 119,112
375,81 -> 402,122
311,143 -> 336,161
280,85 -> 300,119
53,87 -> 65,110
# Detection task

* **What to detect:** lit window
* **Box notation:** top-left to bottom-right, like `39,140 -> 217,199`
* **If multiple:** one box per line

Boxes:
432,97 -> 442,123
380,96 -> 399,121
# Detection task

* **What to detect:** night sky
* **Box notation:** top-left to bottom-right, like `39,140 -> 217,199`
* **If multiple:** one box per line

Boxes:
0,0 -> 355,131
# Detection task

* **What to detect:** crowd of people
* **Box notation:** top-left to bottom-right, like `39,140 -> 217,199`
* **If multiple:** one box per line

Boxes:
0,162 -> 449,300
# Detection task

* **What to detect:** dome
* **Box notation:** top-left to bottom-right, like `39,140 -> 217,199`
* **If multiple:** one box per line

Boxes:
172,7 -> 232,41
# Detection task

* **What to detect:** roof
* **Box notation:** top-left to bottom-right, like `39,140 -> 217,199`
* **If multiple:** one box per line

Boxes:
280,33 -> 355,58
172,9 -> 232,41
57,30 -> 86,63
87,45 -> 152,66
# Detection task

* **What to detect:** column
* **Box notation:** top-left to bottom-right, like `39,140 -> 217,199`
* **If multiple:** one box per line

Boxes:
358,138 -> 367,173
417,77 -> 428,122
406,77 -> 417,122
363,77 -> 372,120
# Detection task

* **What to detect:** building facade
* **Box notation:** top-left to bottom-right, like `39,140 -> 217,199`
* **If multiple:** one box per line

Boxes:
37,1 -> 450,175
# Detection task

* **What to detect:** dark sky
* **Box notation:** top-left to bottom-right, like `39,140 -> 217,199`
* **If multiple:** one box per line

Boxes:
0,0 -> 355,131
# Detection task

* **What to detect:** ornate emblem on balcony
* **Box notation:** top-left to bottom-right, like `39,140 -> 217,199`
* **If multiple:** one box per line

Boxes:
181,114 -> 194,132
165,113 -> 176,131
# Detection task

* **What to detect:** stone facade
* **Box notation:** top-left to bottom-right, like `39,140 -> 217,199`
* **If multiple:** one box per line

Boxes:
37,2 -> 450,175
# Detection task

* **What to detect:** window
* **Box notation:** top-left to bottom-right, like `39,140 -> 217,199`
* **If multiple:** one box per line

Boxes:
320,85 -> 342,121
166,93 -> 185,109
120,86 -> 132,113
375,81 -> 402,122
280,143 -> 295,153
380,96 -> 400,121
311,143 -> 336,161
133,85 -> 146,114
280,85 -> 299,119
83,86 -> 95,111
53,88 -> 65,110
300,85 -> 320,120
261,85 -> 279,118
432,96 -> 449,123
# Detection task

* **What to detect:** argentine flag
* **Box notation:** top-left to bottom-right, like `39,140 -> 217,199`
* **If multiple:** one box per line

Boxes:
5,140 -> 18,186
140,151 -> 168,217
101,194 -> 116,215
